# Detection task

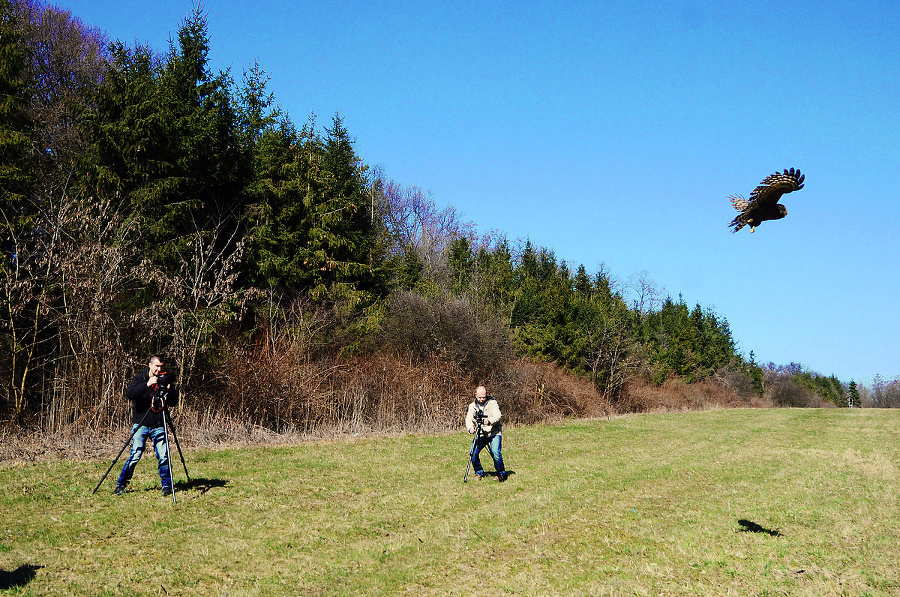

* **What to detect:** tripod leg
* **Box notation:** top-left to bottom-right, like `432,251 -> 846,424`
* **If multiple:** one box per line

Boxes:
93,409 -> 151,494
463,433 -> 479,483
165,410 -> 190,483
161,414 -> 176,504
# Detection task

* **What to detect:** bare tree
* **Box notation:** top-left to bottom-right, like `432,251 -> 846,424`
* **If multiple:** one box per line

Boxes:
376,176 -> 476,276
15,0 -> 108,170
869,375 -> 900,408
582,311 -> 644,401
626,270 -> 664,316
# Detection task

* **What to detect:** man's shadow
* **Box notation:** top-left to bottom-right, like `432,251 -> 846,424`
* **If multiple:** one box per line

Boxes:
0,564 -> 43,590
737,519 -> 782,537
142,477 -> 228,495
180,477 -> 228,494
482,470 -> 516,481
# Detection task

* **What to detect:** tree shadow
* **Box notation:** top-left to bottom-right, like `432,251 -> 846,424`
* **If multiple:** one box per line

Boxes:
0,564 -> 43,590
737,519 -> 782,537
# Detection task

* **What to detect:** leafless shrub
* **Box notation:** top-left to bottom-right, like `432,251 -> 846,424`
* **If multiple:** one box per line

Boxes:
496,359 -> 614,424
380,291 -> 513,381
712,365 -> 765,404
867,375 -> 900,408
618,377 -> 764,413
174,308 -> 613,440
764,371 -> 833,408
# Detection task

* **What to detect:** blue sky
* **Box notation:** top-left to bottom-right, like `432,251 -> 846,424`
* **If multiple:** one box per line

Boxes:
59,0 -> 899,385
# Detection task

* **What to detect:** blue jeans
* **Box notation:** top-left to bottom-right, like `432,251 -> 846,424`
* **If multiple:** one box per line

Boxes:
471,433 -> 505,476
116,424 -> 172,489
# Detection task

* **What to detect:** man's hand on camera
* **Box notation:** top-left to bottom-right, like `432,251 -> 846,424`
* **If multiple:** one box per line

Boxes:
147,375 -> 158,387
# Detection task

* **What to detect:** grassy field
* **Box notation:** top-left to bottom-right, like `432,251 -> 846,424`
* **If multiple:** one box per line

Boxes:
1,408 -> 898,596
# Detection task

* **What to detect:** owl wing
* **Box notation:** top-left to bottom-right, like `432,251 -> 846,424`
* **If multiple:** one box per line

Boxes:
748,168 -> 804,206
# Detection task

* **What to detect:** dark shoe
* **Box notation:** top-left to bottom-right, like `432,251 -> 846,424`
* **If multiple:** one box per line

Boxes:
114,486 -> 125,495
161,486 -> 172,497
498,471 -> 508,482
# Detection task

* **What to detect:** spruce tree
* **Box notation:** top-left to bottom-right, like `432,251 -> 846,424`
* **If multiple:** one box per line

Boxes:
0,0 -> 33,222
0,0 -> 34,417
847,380 -> 860,407
294,113 -> 378,298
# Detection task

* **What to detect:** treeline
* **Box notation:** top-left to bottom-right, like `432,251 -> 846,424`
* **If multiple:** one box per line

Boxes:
0,2 -> 872,436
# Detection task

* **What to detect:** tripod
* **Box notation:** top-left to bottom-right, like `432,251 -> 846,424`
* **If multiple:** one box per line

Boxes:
93,396 -> 190,502
93,407 -> 150,495
161,407 -> 190,503
463,416 -> 488,483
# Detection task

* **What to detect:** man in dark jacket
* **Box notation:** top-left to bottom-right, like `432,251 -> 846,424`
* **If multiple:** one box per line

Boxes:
114,356 -> 178,496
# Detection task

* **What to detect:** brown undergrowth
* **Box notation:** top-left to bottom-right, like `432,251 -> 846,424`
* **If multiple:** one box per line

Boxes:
618,377 -> 773,413
0,354 -> 618,463
1,352 -> 775,464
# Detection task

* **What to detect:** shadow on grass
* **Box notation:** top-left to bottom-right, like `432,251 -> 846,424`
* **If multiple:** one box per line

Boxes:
0,564 -> 43,590
478,470 -> 516,482
178,477 -> 228,494
137,477 -> 228,496
738,519 -> 782,537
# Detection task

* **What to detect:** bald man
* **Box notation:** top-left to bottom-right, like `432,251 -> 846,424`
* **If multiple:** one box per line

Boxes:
464,385 -> 508,481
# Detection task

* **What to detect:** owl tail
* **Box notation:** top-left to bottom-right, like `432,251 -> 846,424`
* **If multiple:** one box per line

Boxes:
728,194 -> 750,212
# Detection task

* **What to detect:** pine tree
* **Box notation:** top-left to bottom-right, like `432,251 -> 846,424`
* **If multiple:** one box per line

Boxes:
298,113 -> 377,298
847,380 -> 860,407
0,0 -> 33,221
0,0 -> 34,417
574,264 -> 591,296
154,7 -> 244,258
244,115 -> 317,291
447,237 -> 472,295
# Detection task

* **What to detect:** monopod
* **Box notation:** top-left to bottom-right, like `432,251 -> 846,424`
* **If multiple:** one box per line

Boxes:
463,421 -> 487,483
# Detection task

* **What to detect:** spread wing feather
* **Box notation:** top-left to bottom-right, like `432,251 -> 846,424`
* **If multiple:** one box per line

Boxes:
748,167 -> 805,206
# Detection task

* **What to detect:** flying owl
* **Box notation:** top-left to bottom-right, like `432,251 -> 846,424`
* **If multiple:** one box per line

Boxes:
728,168 -> 805,233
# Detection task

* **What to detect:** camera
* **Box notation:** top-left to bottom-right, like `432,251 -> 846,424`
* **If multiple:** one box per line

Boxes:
151,371 -> 173,410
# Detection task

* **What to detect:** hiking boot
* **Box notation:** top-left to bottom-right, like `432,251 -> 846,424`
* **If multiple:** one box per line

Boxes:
114,486 -> 125,495
161,486 -> 173,497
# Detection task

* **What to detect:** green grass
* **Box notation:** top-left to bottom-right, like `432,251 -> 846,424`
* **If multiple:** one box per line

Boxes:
2,408 -> 898,596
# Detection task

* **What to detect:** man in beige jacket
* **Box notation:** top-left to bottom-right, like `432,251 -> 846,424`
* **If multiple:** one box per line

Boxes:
465,385 -> 508,481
